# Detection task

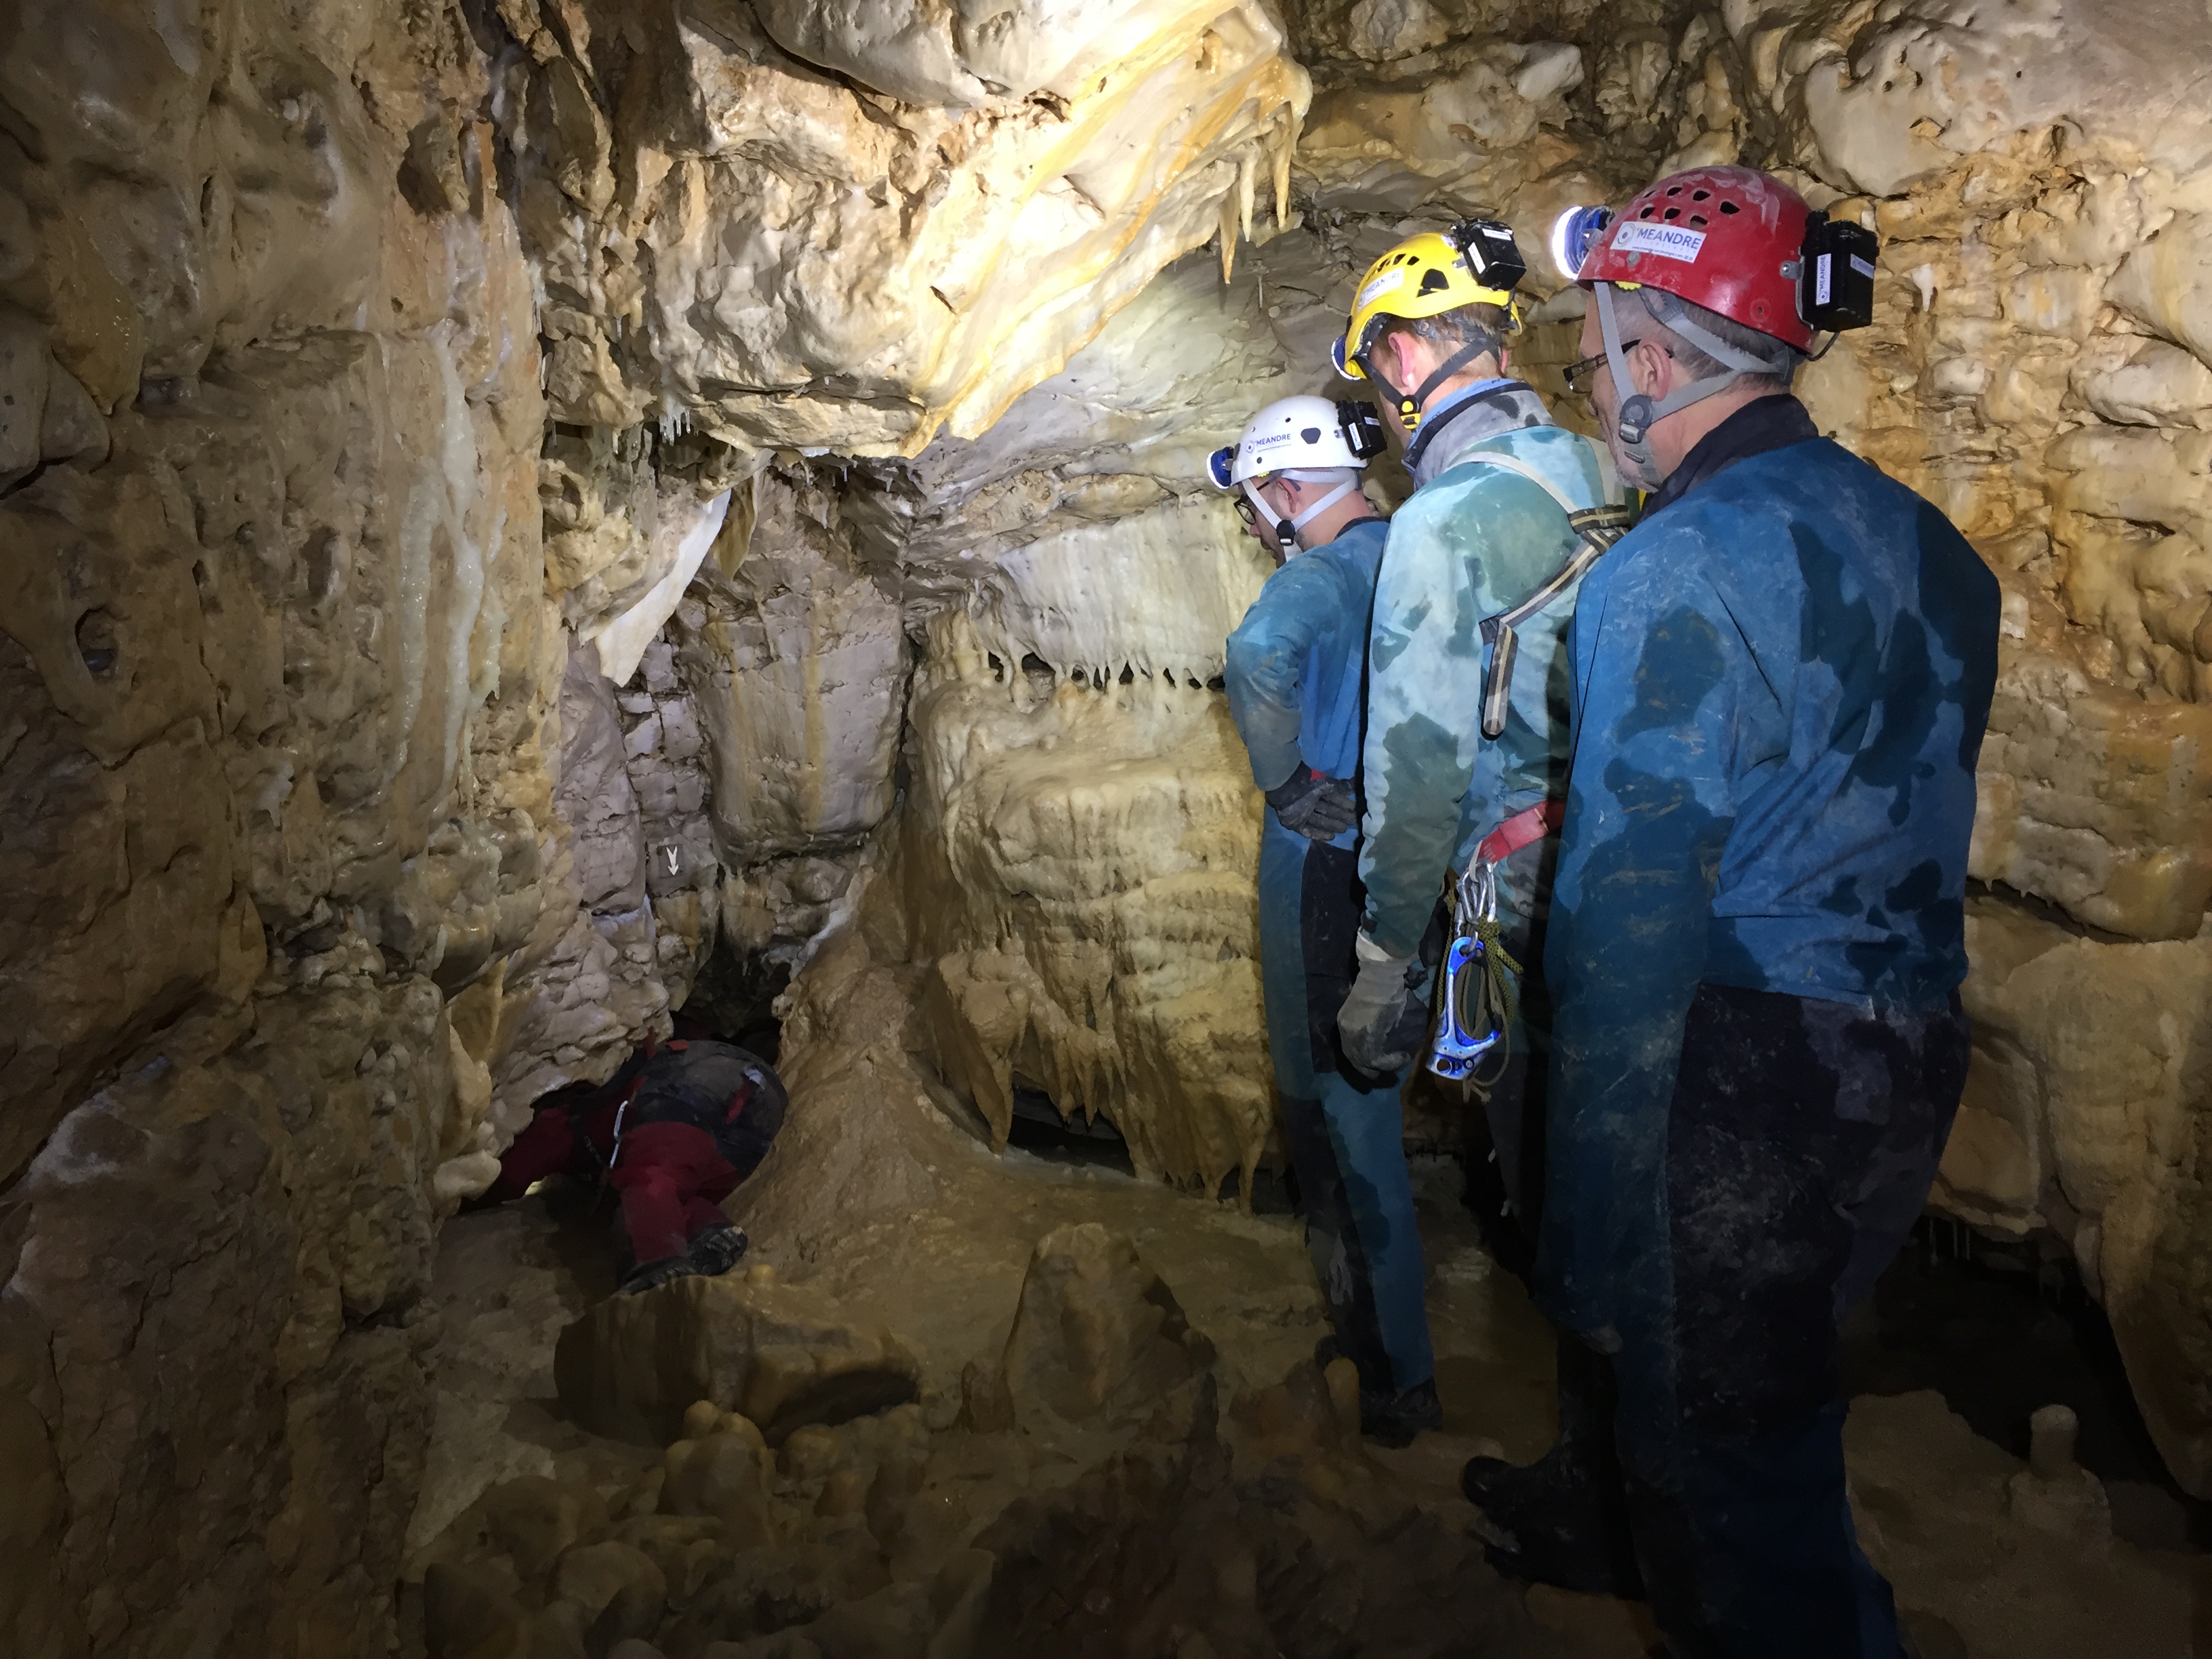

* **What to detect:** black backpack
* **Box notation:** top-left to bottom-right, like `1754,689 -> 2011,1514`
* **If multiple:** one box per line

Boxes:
623,1039 -> 788,1181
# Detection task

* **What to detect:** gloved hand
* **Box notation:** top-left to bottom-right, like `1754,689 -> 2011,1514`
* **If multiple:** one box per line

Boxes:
1337,934 -> 1435,1076
1266,769 -> 1357,840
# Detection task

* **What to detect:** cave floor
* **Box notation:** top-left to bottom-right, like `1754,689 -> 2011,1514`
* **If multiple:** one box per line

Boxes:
407,1127 -> 2201,1659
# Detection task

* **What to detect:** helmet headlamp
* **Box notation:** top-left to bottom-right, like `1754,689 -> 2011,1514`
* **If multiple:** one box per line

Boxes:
1549,205 -> 1614,282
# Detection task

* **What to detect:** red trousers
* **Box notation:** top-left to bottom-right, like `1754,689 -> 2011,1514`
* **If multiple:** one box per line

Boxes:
489,1109 -> 736,1265
607,1121 -> 739,1265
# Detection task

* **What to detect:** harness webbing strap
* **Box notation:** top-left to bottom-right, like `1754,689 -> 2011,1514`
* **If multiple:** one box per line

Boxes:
1457,449 -> 1635,739
1476,796 -> 1565,865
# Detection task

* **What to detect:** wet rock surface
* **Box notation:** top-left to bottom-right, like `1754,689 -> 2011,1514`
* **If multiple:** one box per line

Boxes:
556,1271 -> 923,1448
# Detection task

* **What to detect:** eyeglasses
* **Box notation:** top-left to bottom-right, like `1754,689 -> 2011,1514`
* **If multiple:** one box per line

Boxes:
1562,340 -> 1672,396
1232,483 -> 1288,526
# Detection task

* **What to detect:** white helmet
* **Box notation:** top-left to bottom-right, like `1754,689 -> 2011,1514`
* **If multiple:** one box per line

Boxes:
1208,396 -> 1387,550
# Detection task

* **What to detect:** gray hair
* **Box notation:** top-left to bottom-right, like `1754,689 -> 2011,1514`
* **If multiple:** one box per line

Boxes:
1634,287 -> 1803,394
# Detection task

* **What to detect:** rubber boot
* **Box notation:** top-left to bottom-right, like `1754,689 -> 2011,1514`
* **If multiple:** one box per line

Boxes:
689,1222 -> 749,1277
1362,1376 -> 1443,1448
1462,1337 -> 1644,1597
617,1254 -> 699,1296
1316,1337 -> 1443,1448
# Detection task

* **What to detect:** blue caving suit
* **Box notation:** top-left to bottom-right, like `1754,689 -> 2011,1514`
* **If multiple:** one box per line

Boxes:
1225,516 -> 1433,1400
1542,396 -> 1999,1656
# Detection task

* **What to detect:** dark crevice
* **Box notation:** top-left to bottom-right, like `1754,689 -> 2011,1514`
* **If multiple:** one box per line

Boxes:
674,933 -> 790,1061
1005,1083 -> 1134,1176
1965,877 -> 2146,946
1841,1216 -> 2212,1551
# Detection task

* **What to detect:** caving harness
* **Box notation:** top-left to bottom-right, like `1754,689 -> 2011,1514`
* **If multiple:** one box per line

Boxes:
1427,453 -> 1635,1085
1460,451 -> 1637,739
1429,800 -> 1559,1085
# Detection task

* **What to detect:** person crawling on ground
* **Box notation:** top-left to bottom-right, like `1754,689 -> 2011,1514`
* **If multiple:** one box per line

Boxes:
477,1027 -> 787,1296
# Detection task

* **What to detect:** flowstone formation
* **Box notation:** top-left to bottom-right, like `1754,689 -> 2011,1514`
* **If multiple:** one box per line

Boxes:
6,0 -> 2212,1651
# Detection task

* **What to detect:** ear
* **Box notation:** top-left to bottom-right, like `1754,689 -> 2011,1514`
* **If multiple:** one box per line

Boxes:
1631,336 -> 1674,401
1382,327 -> 1425,388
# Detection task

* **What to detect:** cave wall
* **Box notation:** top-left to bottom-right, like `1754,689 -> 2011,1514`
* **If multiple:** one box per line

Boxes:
0,0 -> 1310,1651
5,0 -> 2212,1650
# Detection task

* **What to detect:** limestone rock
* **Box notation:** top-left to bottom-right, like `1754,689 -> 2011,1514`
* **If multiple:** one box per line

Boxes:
424,1561 -> 537,1659
972,1370 -> 1544,1656
1938,896 -> 2212,1494
552,1539 -> 668,1632
673,470 -> 910,863
998,1223 -> 1212,1429
554,1275 -> 921,1447
482,1475 -> 611,1582
1845,1391 -> 2189,1654
662,1429 -> 776,1547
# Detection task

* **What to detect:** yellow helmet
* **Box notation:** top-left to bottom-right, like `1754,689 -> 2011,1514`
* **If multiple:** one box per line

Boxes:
1336,228 -> 1524,425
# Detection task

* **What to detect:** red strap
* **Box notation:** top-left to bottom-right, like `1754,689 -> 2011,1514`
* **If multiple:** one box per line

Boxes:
1477,797 -> 1565,865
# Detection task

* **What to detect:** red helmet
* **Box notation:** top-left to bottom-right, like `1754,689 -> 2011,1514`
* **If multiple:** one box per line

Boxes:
1576,166 -> 1816,352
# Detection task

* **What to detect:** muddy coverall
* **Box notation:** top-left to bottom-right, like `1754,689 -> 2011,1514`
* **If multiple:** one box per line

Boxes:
1356,383 -> 1614,1224
1225,515 -> 1435,1398
1540,396 -> 1999,1656
486,1040 -> 787,1267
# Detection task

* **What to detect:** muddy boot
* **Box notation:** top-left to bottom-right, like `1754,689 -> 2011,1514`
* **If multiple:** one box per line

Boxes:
1464,1440 -> 1644,1597
688,1223 -> 749,1277
617,1254 -> 699,1296
1463,1334 -> 1641,1595
1362,1377 -> 1443,1448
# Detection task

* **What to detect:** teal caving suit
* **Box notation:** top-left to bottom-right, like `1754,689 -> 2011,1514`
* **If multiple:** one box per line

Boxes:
1357,383 -> 1615,1236
1225,516 -> 1433,1401
1542,396 -> 1999,1655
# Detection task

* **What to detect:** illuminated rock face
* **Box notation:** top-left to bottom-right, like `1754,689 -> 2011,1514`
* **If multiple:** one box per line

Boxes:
0,0 -> 1309,1647
506,0 -> 1309,451
6,0 -> 2212,1645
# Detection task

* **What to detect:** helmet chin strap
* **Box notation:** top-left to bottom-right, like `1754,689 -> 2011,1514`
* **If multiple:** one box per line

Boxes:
1595,283 -> 1793,491
1286,480 -> 1358,544
1246,477 -> 1361,553
1357,333 -> 1500,431
1241,482 -> 1290,554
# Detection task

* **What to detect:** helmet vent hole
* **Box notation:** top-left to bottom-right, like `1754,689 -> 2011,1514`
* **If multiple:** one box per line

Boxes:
1300,428 -> 1322,443
1719,200 -> 1740,214
1665,184 -> 1683,195
1663,207 -> 1681,220
1688,213 -> 1708,227
1692,189 -> 1711,201
1418,268 -> 1450,294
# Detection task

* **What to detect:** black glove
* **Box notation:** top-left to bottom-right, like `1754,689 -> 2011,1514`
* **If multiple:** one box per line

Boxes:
1266,769 -> 1357,840
1337,940 -> 1437,1076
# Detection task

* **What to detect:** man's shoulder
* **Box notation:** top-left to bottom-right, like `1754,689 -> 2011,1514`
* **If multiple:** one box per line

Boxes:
1312,516 -> 1390,573
1414,426 -> 1601,502
1643,438 -> 1982,569
1238,537 -> 1370,631
1268,537 -> 1374,598
1391,430 -> 1599,549
1696,436 -> 1939,528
